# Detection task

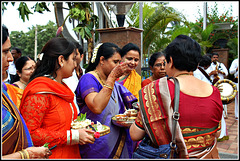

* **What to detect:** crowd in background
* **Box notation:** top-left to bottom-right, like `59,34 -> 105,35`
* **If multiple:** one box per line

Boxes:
2,24 -> 238,159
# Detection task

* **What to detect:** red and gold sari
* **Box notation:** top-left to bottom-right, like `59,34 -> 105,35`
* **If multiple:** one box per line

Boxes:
135,77 -> 223,159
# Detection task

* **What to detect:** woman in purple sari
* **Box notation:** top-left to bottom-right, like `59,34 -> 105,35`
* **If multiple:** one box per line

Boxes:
75,43 -> 137,158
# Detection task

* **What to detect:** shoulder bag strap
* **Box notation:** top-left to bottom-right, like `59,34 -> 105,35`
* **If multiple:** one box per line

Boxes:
168,77 -> 180,158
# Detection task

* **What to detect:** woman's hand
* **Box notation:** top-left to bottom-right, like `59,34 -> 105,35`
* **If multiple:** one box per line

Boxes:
26,146 -> 52,159
78,128 -> 96,145
109,62 -> 132,80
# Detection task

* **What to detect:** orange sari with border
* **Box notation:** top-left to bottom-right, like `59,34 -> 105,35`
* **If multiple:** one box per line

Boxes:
19,76 -> 81,159
135,77 -> 222,159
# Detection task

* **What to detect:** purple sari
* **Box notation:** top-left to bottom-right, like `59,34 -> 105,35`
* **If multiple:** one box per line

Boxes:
75,73 -> 137,159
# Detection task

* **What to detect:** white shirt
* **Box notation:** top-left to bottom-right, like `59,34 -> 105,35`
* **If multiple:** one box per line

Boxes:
8,61 -> 16,75
229,58 -> 238,78
193,67 -> 212,85
62,69 -> 85,115
207,62 -> 228,81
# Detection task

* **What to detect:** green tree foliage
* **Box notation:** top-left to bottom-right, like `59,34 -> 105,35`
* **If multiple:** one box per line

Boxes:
126,2 -> 184,61
9,21 -> 58,58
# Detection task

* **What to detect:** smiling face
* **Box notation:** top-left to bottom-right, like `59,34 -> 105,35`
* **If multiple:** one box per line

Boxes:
2,37 -> 13,76
18,59 -> 36,83
122,50 -> 140,71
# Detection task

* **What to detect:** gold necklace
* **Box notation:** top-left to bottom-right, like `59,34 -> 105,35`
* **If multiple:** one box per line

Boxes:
19,80 -> 27,87
175,72 -> 192,77
94,70 -> 105,85
94,70 -> 116,103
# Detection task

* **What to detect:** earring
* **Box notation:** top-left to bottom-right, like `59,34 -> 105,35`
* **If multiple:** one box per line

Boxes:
61,64 -> 63,68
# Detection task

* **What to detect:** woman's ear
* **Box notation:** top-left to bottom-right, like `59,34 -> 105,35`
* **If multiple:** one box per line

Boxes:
58,55 -> 64,68
99,56 -> 105,66
169,56 -> 174,69
16,70 -> 21,78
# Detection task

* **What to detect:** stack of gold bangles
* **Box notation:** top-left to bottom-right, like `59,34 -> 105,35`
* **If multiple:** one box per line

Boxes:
103,84 -> 113,90
18,149 -> 30,159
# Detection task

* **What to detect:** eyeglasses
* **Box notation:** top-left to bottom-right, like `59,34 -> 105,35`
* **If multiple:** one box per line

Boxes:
154,62 -> 165,67
23,67 -> 35,71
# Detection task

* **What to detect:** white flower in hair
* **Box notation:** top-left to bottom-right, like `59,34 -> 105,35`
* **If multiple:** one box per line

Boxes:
38,53 -> 44,61
91,43 -> 103,63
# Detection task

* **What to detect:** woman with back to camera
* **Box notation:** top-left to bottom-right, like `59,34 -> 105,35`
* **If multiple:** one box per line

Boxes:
19,37 -> 95,159
2,24 -> 51,159
130,35 -> 223,159
141,52 -> 166,88
75,42 -> 138,158
117,43 -> 141,101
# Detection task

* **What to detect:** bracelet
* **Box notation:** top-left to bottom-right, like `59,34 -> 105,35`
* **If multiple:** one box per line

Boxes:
23,150 -> 30,159
67,130 -> 71,145
71,129 -> 79,145
18,150 -> 24,159
103,84 -> 113,90
18,150 -> 30,159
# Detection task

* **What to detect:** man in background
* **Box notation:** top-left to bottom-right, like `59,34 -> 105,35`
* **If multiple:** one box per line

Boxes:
6,47 -> 22,84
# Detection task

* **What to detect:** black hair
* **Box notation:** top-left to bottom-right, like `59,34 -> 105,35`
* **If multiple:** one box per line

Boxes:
86,42 -> 121,73
212,53 -> 219,57
164,35 -> 202,72
12,56 -> 35,83
11,47 -> 22,54
149,52 -> 165,67
2,24 -> 9,44
73,42 -> 83,55
120,43 -> 140,57
30,37 -> 75,82
199,55 -> 212,67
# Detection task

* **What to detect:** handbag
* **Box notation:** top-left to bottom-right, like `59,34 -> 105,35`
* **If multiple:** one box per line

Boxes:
132,77 -> 180,159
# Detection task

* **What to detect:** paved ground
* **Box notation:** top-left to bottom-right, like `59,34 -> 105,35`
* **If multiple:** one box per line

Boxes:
217,101 -> 239,159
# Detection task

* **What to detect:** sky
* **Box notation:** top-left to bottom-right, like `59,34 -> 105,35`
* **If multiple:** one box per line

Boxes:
1,1 -> 239,34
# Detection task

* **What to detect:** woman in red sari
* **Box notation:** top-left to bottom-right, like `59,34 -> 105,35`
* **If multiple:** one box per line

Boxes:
130,35 -> 223,159
19,37 -> 95,159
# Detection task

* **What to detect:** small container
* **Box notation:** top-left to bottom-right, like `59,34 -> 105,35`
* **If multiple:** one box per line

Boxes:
132,102 -> 140,110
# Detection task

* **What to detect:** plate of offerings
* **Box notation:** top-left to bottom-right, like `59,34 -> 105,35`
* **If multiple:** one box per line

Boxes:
111,109 -> 138,128
71,113 -> 110,137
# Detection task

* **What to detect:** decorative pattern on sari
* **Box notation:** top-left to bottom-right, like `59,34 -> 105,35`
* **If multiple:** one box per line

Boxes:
75,73 -> 137,158
2,83 -> 33,155
5,83 -> 23,109
19,77 -> 80,159
136,78 -> 173,146
181,125 -> 219,153
117,69 -> 141,101
136,77 -> 222,158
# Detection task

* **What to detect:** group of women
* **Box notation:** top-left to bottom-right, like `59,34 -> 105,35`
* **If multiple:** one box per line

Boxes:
2,23 -> 223,159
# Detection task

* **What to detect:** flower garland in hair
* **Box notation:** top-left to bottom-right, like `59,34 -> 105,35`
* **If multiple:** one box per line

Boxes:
91,43 -> 103,63
38,53 -> 44,61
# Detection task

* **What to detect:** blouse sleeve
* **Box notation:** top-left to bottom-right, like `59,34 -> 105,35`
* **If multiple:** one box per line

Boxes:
20,94 -> 67,147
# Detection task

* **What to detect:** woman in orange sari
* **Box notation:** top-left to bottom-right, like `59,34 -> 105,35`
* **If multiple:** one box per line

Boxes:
117,43 -> 141,101
19,37 -> 95,159
130,35 -> 222,159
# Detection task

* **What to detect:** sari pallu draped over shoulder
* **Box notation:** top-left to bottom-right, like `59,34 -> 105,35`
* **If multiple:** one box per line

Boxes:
137,77 -> 222,159
118,69 -> 141,101
2,83 -> 33,155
